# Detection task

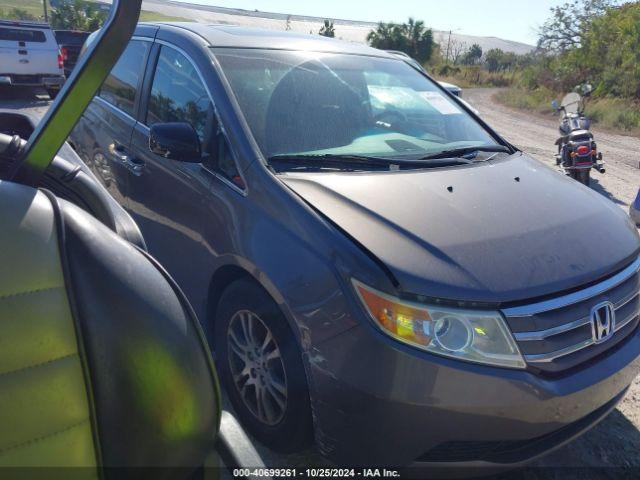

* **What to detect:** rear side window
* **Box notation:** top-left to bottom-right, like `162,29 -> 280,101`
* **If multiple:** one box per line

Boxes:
99,40 -> 149,117
0,28 -> 46,43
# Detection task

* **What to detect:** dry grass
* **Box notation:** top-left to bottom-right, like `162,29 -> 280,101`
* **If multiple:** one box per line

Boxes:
138,11 -> 189,22
0,0 -> 43,18
495,87 -> 640,136
432,65 -> 516,89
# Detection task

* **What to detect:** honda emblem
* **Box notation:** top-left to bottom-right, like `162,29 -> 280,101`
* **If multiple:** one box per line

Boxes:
591,301 -> 615,344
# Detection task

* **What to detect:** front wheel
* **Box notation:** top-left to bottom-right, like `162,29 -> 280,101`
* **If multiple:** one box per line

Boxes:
214,279 -> 313,453
46,88 -> 60,100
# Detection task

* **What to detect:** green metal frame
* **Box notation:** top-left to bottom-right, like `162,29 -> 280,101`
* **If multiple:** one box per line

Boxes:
10,0 -> 142,186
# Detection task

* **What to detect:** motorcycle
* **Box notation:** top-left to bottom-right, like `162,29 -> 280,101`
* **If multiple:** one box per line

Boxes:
552,84 -> 605,186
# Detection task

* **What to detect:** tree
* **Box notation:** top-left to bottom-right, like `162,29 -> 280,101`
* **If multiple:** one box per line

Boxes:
367,17 -> 435,63
319,19 -> 335,38
447,38 -> 467,64
519,1 -> 639,98
50,0 -> 107,32
461,43 -> 483,65
578,1 -> 640,97
538,0 -> 618,52
484,48 -> 503,72
404,18 -> 435,63
367,22 -> 400,50
0,8 -> 40,21
482,48 -> 520,72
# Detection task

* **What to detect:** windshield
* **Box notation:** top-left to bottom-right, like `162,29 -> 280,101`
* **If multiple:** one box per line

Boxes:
0,27 -> 47,43
213,49 -> 500,162
561,92 -> 582,114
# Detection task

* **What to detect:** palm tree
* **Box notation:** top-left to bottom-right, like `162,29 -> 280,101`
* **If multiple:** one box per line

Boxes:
319,19 -> 335,38
367,18 -> 435,63
404,18 -> 424,52
366,22 -> 395,49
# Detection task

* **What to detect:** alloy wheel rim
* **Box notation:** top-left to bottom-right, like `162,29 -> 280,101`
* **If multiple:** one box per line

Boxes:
227,310 -> 288,425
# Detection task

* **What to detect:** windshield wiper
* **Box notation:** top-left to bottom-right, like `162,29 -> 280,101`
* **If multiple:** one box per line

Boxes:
420,145 -> 511,161
268,154 -> 472,172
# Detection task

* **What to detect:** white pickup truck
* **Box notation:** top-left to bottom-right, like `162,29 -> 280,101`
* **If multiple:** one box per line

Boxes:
0,20 -> 65,99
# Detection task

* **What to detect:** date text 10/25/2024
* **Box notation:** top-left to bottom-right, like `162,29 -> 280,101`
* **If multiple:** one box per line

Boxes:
233,469 -> 401,478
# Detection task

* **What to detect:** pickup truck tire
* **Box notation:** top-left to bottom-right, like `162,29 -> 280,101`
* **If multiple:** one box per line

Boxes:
214,279 -> 313,453
46,88 -> 60,100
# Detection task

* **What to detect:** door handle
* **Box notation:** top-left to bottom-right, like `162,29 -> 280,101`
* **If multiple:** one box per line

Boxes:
108,143 -> 129,163
125,156 -> 146,174
108,143 -> 145,174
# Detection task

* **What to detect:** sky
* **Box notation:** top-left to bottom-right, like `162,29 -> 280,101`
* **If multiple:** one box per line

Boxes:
171,0 -> 568,45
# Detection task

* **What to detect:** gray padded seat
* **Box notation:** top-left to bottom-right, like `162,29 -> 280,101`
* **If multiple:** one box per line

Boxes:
0,180 -> 221,479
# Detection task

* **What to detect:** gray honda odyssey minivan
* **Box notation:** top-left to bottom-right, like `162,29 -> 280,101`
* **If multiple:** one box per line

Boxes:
69,23 -> 640,470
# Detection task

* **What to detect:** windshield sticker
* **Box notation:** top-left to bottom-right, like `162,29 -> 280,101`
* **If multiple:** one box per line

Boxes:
418,91 -> 462,115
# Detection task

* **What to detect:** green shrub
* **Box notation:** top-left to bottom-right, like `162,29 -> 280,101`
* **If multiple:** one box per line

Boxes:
436,64 -> 461,77
0,7 -> 40,21
496,88 -> 640,134
433,65 -> 515,88
585,98 -> 640,132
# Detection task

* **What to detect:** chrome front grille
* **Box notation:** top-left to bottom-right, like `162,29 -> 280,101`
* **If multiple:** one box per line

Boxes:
502,258 -> 640,373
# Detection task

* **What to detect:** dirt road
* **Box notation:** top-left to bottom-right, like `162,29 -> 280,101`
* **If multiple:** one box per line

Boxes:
464,88 -> 640,212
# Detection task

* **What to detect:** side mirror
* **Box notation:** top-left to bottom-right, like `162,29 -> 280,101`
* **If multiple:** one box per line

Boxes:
551,100 -> 559,111
149,122 -> 202,163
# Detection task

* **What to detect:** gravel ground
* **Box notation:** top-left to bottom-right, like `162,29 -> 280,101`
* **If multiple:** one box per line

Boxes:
1,86 -> 639,478
464,88 -> 640,212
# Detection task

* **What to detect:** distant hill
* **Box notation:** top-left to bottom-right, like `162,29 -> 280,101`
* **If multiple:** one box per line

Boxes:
137,0 -> 535,55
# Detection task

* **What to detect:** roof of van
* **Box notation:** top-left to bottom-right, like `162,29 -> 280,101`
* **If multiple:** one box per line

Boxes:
140,22 -> 392,58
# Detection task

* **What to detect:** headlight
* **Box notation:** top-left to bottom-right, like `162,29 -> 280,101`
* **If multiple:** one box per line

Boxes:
353,280 -> 525,369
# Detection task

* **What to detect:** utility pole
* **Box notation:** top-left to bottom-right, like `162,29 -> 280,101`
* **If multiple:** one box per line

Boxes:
43,0 -> 49,23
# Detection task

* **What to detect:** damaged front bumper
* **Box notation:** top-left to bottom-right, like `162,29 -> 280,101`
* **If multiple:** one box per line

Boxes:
305,321 -> 640,471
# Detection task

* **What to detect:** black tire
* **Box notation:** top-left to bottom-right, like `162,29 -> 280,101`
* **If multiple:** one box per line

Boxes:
214,279 -> 313,452
46,88 -> 59,100
578,169 -> 591,186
